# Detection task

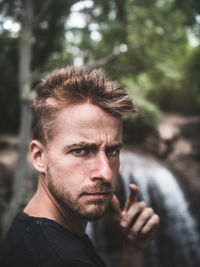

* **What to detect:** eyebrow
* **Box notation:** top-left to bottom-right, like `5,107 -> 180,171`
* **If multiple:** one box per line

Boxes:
63,141 -> 123,152
106,143 -> 123,149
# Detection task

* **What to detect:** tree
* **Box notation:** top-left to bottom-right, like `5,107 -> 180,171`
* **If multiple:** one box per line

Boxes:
74,0 -> 199,115
0,0 -> 77,237
1,0 -> 200,237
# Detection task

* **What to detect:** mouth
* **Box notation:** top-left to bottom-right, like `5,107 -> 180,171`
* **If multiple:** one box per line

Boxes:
81,191 -> 112,200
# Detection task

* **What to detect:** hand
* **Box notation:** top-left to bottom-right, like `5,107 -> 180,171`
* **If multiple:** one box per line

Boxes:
111,184 -> 160,252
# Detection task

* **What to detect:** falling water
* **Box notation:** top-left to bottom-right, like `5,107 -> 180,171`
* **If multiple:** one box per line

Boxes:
120,151 -> 200,267
87,151 -> 200,267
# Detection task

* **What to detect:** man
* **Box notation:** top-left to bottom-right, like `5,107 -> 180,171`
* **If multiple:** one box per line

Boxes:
1,66 -> 159,267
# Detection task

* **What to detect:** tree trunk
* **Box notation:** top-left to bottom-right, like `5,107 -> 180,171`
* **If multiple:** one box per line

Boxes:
2,0 -> 33,237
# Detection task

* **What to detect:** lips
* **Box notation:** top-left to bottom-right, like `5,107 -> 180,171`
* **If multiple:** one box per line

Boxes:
84,192 -> 111,195
81,191 -> 112,200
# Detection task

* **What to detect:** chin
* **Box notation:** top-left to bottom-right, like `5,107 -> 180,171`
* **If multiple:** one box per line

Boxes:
82,212 -> 105,222
79,204 -> 108,221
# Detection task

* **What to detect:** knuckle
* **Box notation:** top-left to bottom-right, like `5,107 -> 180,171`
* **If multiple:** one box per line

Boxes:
147,208 -> 154,216
141,226 -> 149,234
121,211 -> 126,217
153,214 -> 160,225
131,227 -> 139,236
148,214 -> 160,228
146,220 -> 154,230
141,208 -> 153,220
139,201 -> 146,210
140,214 -> 147,221
121,213 -> 132,226
131,223 -> 140,235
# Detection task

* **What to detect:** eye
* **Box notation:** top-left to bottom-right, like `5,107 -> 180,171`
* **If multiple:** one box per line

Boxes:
71,147 -> 89,157
105,146 -> 120,157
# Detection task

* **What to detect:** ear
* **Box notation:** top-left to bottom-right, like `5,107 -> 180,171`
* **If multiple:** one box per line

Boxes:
30,140 -> 46,174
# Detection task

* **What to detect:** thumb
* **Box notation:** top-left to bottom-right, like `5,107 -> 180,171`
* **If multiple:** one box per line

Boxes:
110,194 -> 122,222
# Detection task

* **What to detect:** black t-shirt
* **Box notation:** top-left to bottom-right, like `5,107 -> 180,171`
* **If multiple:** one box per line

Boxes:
0,212 -> 108,267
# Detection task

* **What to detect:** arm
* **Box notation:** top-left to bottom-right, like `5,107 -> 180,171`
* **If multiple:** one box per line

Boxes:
111,184 -> 160,267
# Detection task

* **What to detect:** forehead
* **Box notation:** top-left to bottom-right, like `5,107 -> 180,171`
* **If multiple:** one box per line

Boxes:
49,103 -> 122,145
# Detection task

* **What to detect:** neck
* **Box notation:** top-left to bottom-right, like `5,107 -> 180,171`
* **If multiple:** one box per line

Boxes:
24,177 -> 87,236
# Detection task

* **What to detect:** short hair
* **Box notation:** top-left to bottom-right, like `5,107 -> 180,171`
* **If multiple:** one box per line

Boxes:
32,66 -> 135,144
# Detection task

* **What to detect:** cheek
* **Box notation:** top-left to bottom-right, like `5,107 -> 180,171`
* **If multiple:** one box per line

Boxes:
111,158 -> 120,184
110,157 -> 120,172
84,156 -> 120,174
47,157 -> 73,178
53,158 -> 89,186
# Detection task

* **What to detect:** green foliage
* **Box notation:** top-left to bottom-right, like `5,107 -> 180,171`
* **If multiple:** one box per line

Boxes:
32,0 -> 76,71
102,0 -> 200,115
0,0 -> 78,132
121,75 -> 162,126
120,75 -> 161,143
0,0 -> 200,132
0,32 -> 20,132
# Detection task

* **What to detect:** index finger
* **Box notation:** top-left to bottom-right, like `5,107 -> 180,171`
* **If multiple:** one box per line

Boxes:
124,184 -> 139,211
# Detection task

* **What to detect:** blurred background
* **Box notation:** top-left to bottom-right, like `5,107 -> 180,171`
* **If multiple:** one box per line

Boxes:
0,0 -> 200,266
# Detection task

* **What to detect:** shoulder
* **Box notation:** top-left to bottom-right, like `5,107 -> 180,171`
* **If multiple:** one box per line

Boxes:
1,212 -> 107,267
1,213 -> 61,266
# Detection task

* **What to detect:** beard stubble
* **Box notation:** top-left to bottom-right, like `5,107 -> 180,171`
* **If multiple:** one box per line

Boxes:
46,166 -> 114,221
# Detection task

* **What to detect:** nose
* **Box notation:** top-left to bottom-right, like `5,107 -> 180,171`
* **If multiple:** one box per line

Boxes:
91,151 -> 113,182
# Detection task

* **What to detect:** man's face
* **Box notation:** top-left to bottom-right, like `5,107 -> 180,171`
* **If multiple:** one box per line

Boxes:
44,103 -> 122,221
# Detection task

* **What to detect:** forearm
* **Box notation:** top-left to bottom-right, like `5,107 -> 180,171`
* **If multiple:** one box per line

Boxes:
122,243 -> 145,267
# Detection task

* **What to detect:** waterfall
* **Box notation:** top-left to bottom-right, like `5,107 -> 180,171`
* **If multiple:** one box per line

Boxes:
87,151 -> 200,267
